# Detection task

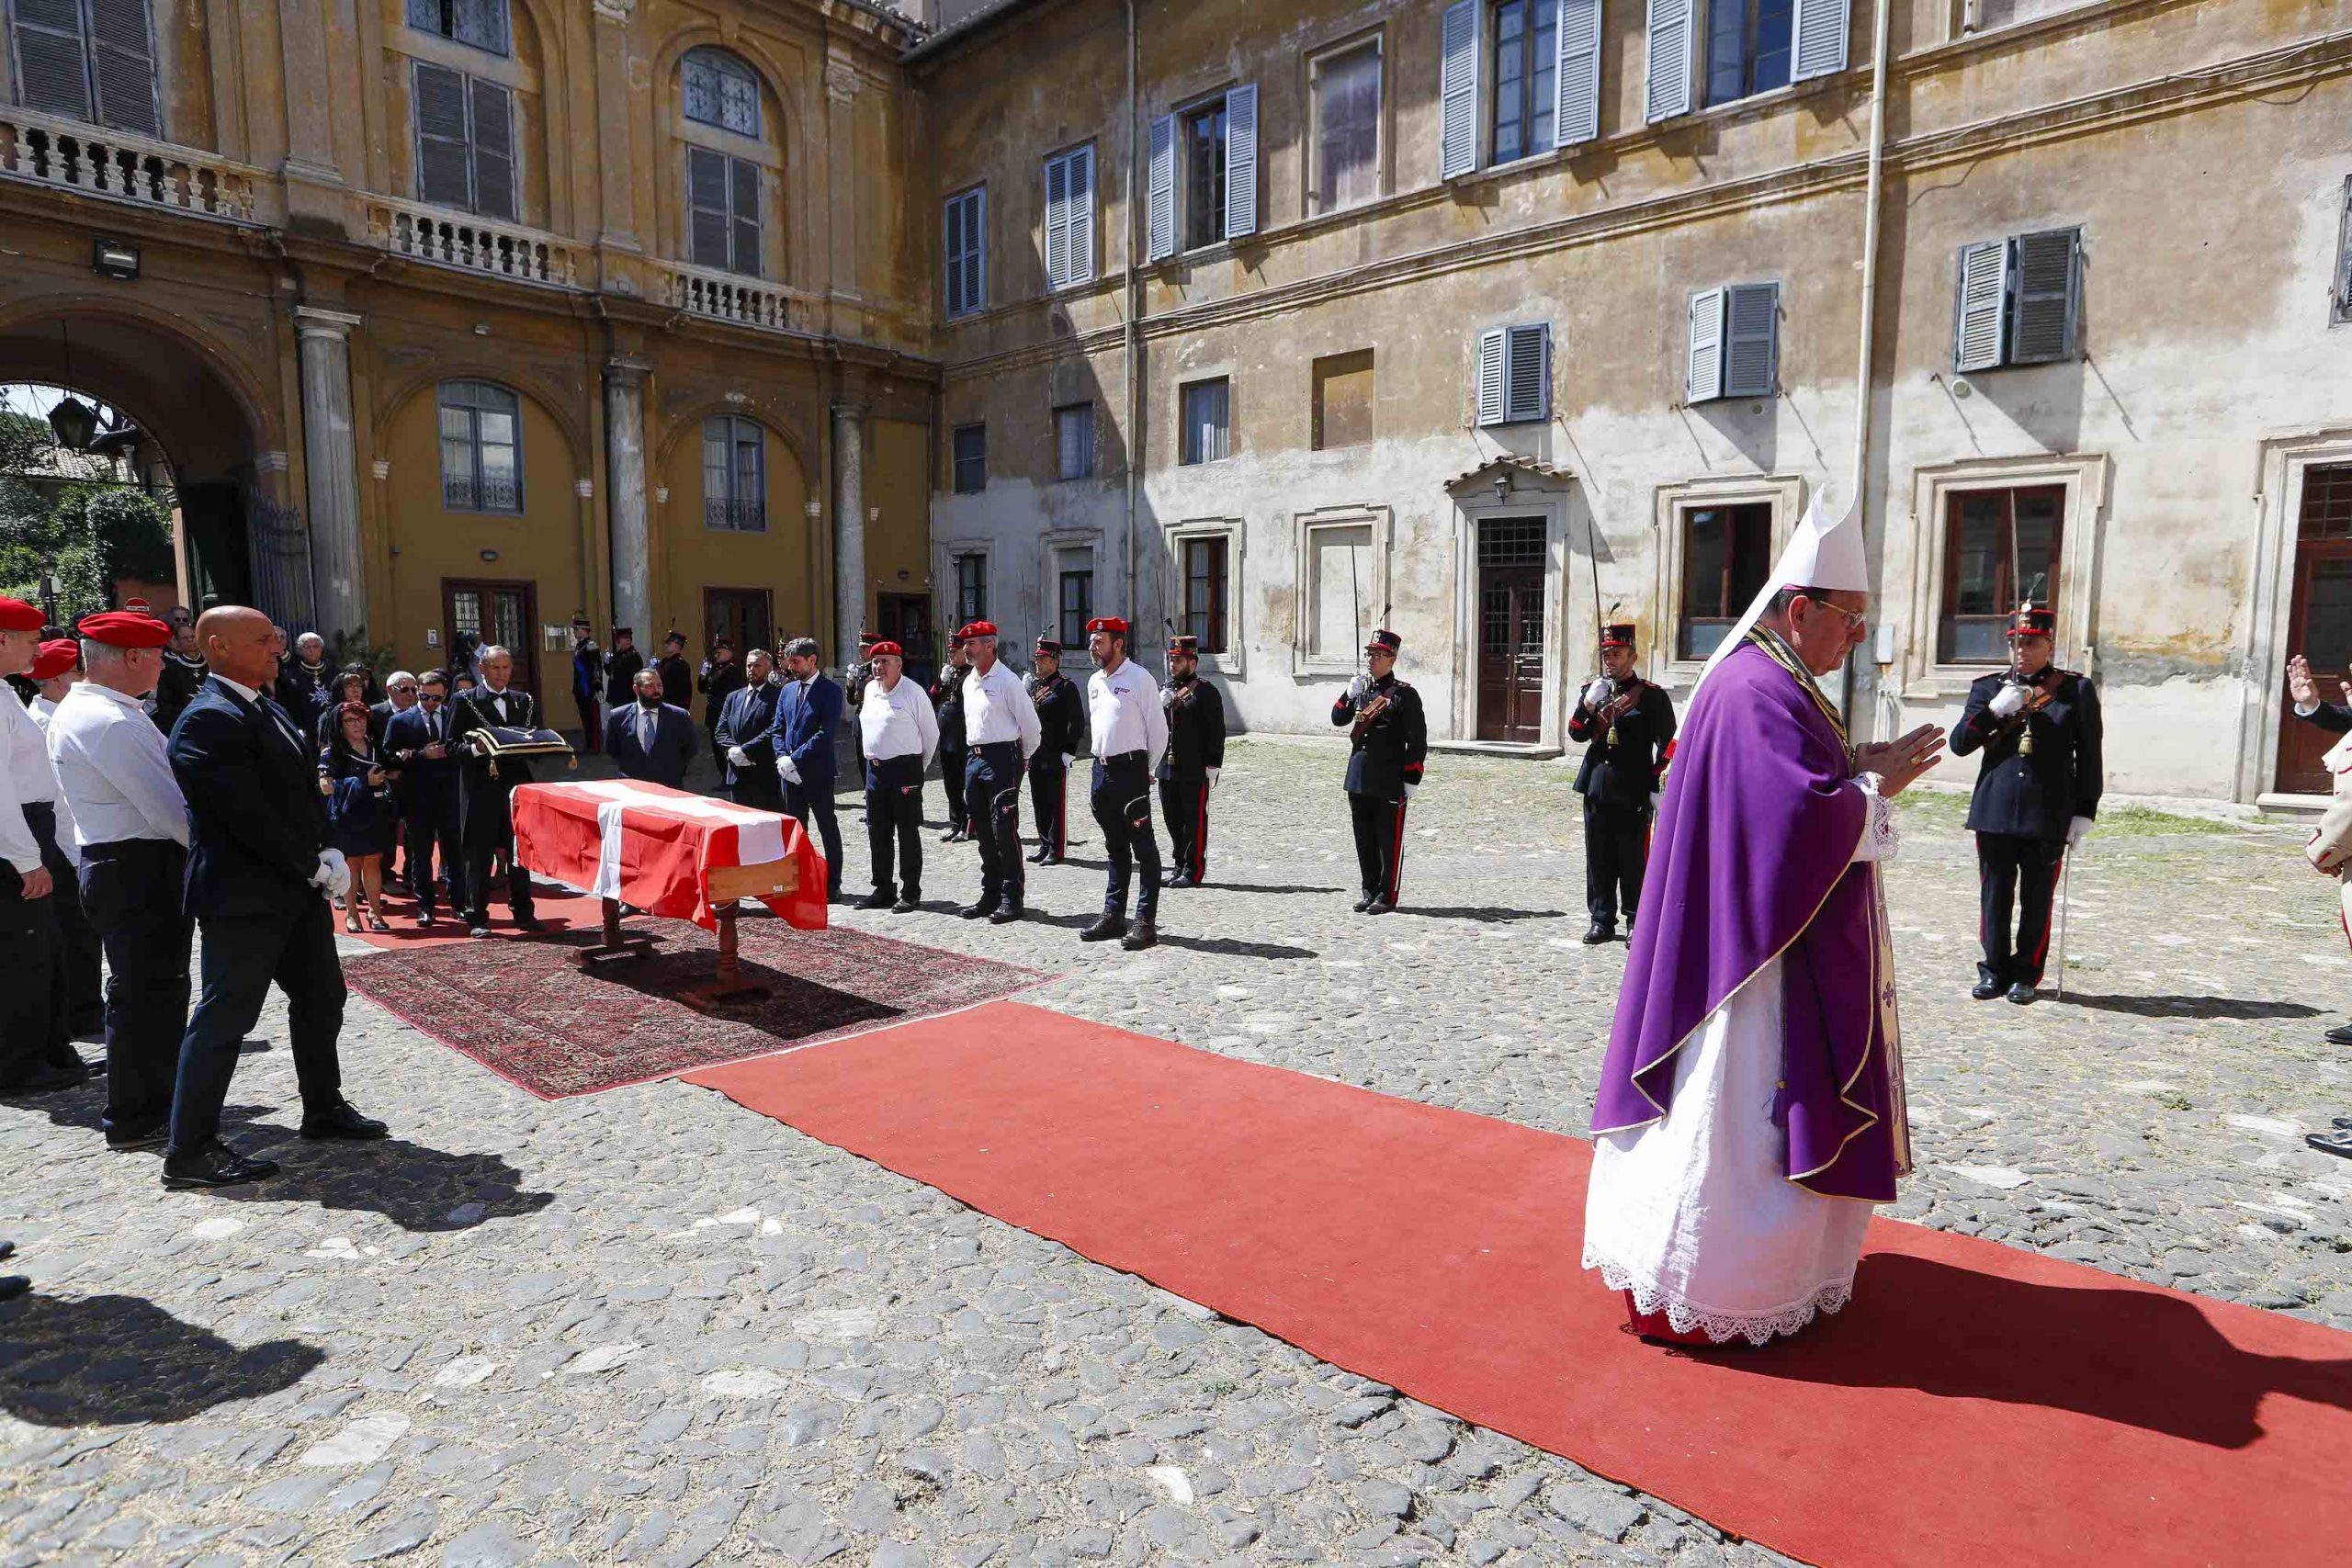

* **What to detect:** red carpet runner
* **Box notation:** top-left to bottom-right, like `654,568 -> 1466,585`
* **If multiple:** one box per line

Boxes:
687,1001 -> 2352,1568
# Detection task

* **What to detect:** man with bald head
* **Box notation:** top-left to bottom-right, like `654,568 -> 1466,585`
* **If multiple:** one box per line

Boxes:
447,644 -> 541,938
164,606 -> 386,1188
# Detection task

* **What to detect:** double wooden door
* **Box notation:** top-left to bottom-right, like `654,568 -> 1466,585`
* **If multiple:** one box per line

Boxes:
444,578 -> 538,700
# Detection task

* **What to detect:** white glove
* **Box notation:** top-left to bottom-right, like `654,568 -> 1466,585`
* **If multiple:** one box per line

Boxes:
1061,753 -> 1076,771
1582,678 -> 1611,710
1403,782 -> 1419,800
2066,816 -> 2093,849
1204,767 -> 1220,790
727,746 -> 749,766
778,755 -> 801,784
311,848 -> 350,899
1347,673 -> 1369,701
1988,683 -> 2028,718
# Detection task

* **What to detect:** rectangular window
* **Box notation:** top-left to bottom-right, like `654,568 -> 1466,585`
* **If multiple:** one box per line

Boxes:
701,415 -> 765,532
1966,0 -> 2092,31
1490,0 -> 1559,164
954,553 -> 988,624
407,0 -> 509,55
951,424 -> 987,494
944,186 -> 986,319
437,380 -> 523,514
1043,144 -> 1096,290
1183,536 -> 1230,655
1055,403 -> 1095,481
13,0 -> 163,135
1939,485 -> 2064,663
1476,323 -> 1549,426
1313,350 -> 1375,451
1686,282 -> 1781,403
1678,502 -> 1772,659
1180,379 -> 1230,466
1953,228 -> 2082,372
1182,99 -> 1227,252
2335,178 -> 2352,328
687,147 -> 761,275
1705,0 -> 1795,107
1057,558 -> 1094,649
413,60 -> 515,220
1310,39 -> 1383,211
1306,524 -> 1375,664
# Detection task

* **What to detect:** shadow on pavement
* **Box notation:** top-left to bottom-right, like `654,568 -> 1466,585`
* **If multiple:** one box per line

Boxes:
1397,906 -> 1570,923
214,1116 -> 554,1232
2053,994 -> 2324,1021
0,1292 -> 323,1425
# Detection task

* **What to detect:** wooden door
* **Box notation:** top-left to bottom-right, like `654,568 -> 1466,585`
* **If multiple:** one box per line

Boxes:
2279,542 -> 2352,794
877,592 -> 933,663
1475,518 -> 1547,743
444,578 -> 538,702
703,588 -> 772,658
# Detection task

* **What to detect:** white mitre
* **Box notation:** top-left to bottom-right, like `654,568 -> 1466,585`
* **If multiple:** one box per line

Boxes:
1688,489 -> 1869,701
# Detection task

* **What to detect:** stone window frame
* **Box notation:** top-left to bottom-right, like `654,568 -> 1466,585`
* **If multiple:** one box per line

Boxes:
1303,26 -> 1387,217
937,540 -> 990,629
1292,502 -> 1392,678
2241,427 -> 2352,803
1165,517 -> 1245,678
1900,452 -> 2106,698
673,51 -> 780,279
1447,477 -> 1572,747
1652,472 -> 1807,685
1042,529 -> 1102,667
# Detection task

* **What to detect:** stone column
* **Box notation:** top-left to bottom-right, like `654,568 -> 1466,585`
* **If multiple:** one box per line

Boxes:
591,0 -> 639,251
294,307 -> 365,637
831,401 -> 867,671
604,358 -> 652,639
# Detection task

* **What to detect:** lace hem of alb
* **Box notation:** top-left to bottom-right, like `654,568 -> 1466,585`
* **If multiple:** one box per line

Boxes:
1854,773 -> 1901,861
1582,1248 -> 1855,1346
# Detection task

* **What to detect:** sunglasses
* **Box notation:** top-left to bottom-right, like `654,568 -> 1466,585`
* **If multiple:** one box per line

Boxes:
419,693 -> 445,702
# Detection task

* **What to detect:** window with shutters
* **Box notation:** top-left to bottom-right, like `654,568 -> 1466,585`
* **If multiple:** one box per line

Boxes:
2335,179 -> 2352,328
405,0 -> 508,55
11,0 -> 162,136
1180,379 -> 1230,466
437,381 -> 523,514
1677,502 -> 1773,659
1182,535 -> 1232,655
1160,85 -> 1257,254
1313,350 -> 1375,451
1309,38 -> 1383,212
681,48 -> 759,137
1055,403 -> 1095,481
701,416 -> 766,533
411,60 -> 515,220
1685,282 -> 1780,403
1181,99 -> 1227,252
952,424 -> 987,494
1951,227 -> 2082,371
944,186 -> 986,318
1939,485 -> 2064,662
1043,144 -> 1096,291
1490,0 -> 1558,164
685,146 -> 761,275
1705,0 -> 1794,107
1475,323 -> 1550,426
953,553 -> 988,624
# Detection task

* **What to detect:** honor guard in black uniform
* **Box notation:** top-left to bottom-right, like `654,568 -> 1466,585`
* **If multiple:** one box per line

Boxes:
1025,636 -> 1084,863
1330,629 -> 1428,914
602,627 -> 645,709
1567,622 -> 1676,944
846,628 -> 880,779
1950,603 -> 2103,1004
1158,636 -> 1226,886
932,634 -> 970,840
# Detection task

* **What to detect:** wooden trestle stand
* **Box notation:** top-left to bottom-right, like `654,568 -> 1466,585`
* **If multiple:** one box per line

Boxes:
572,857 -> 801,1014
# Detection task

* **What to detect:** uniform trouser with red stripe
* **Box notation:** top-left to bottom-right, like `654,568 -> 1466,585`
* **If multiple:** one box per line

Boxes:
1977,830 -> 2064,987
1159,778 -> 1208,881
1348,790 -> 1406,903
1029,763 -> 1069,856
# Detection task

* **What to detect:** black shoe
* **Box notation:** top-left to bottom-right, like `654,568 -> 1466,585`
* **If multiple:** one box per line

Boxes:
468,925 -> 492,940
1025,847 -> 1048,863
1,1065 -> 84,1096
417,910 -> 437,929
1351,894 -> 1375,913
1120,919 -> 1158,951
2325,1025 -> 2352,1046
860,889 -> 896,910
512,915 -> 543,933
1166,872 -> 1195,890
988,902 -> 1023,925
890,897 -> 920,915
1039,852 -> 1063,866
0,1240 -> 15,1262
957,901 -> 994,919
1581,923 -> 1614,945
1972,976 -> 2005,1000
1080,912 -> 1126,942
1365,897 -> 1396,916
162,1141 -> 280,1188
46,1046 -> 94,1074
0,1277 -> 27,1303
105,1123 -> 167,1152
2306,1130 -> 2352,1160
2007,982 -> 2038,1005
300,1100 -> 390,1141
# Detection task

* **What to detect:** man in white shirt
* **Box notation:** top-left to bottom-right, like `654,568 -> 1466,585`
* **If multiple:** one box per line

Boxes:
0,597 -> 79,1094
956,621 -> 1042,923
50,610 -> 192,1148
1081,616 -> 1169,952
855,640 -> 937,914
27,637 -> 103,1039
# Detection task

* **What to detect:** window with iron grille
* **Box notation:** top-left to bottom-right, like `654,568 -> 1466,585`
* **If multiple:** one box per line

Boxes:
954,554 -> 988,625
11,0 -> 162,135
682,48 -> 759,137
1678,502 -> 1771,660
702,415 -> 765,532
2301,466 -> 2352,541
1940,485 -> 2064,662
944,186 -> 986,318
1183,536 -> 1230,654
1477,517 -> 1546,567
437,381 -> 523,514
952,424 -> 986,494
1055,403 -> 1095,481
405,0 -> 507,55
1181,379 -> 1230,465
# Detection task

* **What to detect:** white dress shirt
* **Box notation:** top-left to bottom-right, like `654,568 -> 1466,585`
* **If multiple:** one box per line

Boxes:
0,686 -> 54,873
1088,658 -> 1169,764
50,682 -> 189,848
962,660 -> 1041,758
27,696 -> 81,867
860,675 -> 940,765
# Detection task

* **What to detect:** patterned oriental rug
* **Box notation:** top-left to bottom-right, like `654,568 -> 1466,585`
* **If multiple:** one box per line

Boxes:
344,919 -> 1040,1099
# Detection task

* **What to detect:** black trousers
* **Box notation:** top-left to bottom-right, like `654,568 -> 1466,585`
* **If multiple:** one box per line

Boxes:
1029,765 -> 1069,856
1159,778 -> 1209,882
966,743 -> 1025,908
1978,831 -> 2064,987
402,796 -> 467,919
79,840 -> 193,1136
0,852 -> 65,1085
38,811 -> 102,1034
783,776 -> 844,897
1582,797 -> 1651,928
461,778 -> 534,926
865,755 -> 924,900
730,765 -> 785,815
169,898 -> 347,1155
1091,752 -> 1160,921
938,742 -> 967,831
1349,791 -> 1407,902
574,694 -> 602,751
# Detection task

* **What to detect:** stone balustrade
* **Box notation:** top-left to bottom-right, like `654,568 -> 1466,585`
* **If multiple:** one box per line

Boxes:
661,262 -> 821,335
366,197 -> 581,288
0,108 -> 261,223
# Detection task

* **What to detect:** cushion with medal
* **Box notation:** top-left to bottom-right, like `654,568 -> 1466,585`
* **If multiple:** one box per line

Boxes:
462,725 -> 577,763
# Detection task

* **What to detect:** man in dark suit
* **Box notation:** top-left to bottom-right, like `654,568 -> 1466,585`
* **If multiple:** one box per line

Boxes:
607,668 -> 697,789
385,671 -> 466,928
164,606 -> 385,1188
602,627 -> 645,710
274,630 -> 334,739
1567,622 -> 1677,944
718,649 -> 785,812
768,637 -> 845,899
447,645 -> 542,939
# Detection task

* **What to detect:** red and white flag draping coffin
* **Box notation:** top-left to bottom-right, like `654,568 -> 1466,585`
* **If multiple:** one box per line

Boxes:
512,779 -> 828,932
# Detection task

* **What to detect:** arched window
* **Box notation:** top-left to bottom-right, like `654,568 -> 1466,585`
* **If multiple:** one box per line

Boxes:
406,0 -> 509,58
682,48 -> 759,138
10,0 -> 161,137
438,381 -> 523,513
702,416 -> 765,533
678,49 -> 766,276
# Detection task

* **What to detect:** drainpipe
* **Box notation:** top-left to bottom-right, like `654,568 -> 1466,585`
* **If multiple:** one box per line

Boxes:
1844,0 -> 1894,730
1123,0 -> 1141,622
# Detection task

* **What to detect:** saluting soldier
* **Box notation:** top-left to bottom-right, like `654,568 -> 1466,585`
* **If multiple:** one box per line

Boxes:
1330,629 -> 1428,915
1566,622 -> 1676,944
932,633 -> 970,841
1081,617 -> 1165,951
1157,635 -> 1226,887
1025,635 -> 1084,864
1950,602 -> 2103,1005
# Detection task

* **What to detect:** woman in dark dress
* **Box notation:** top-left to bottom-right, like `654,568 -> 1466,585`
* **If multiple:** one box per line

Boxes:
320,702 -> 399,932
313,669 -> 378,750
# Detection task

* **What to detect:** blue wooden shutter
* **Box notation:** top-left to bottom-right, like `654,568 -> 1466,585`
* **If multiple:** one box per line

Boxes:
1645,0 -> 1693,123
1224,84 -> 1259,241
2008,228 -> 2080,365
1507,324 -> 1551,423
89,0 -> 161,136
1686,288 -> 1724,403
1790,0 -> 1849,83
1476,329 -> 1508,426
1555,0 -> 1603,148
1147,115 -> 1176,261
1953,240 -> 2008,373
1722,283 -> 1779,398
1067,145 -> 1095,284
1044,152 -> 1071,287
14,0 -> 93,122
1440,1 -> 1480,178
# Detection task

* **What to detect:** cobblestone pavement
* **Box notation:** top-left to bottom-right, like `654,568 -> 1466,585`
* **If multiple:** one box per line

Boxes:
4,738 -> 2348,1567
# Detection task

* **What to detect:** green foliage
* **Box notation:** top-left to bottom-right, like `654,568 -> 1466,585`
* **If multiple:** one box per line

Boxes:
0,479 -> 176,621
0,412 -> 50,477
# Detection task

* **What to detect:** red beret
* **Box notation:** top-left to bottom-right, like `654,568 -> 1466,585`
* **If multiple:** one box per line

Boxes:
868,640 -> 903,659
1084,616 -> 1129,637
957,620 -> 999,640
76,610 -> 173,649
0,597 -> 41,633
29,639 -> 78,682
